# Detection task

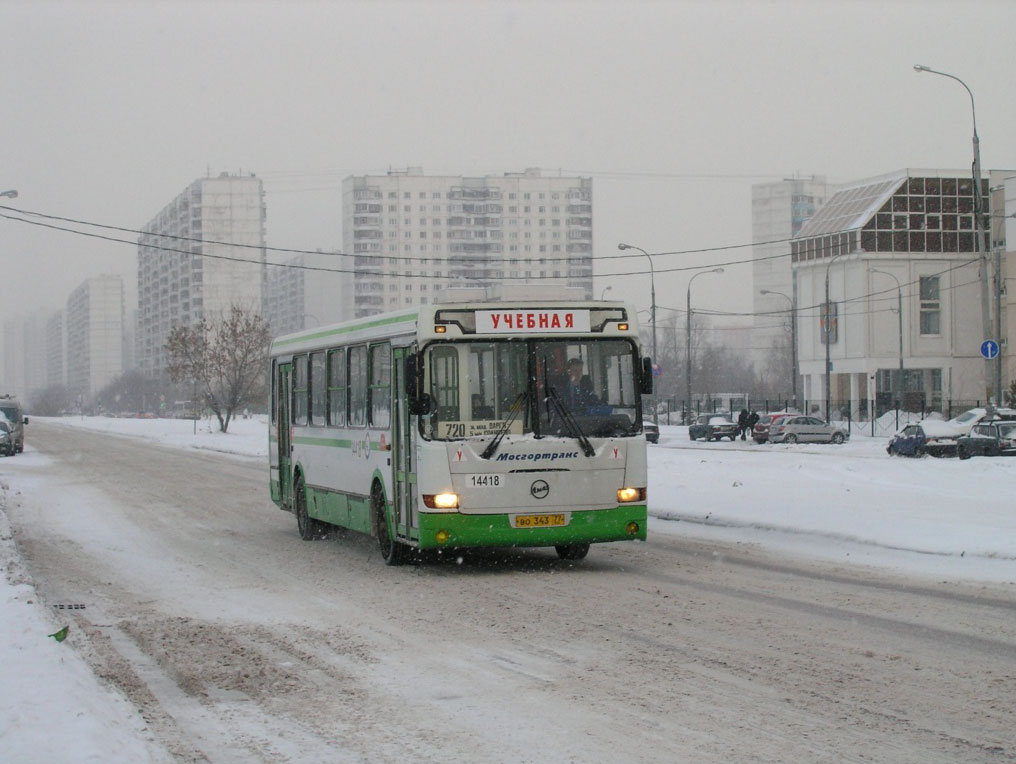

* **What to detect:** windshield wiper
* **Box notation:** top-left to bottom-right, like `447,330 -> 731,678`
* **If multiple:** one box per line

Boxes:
545,386 -> 595,457
481,391 -> 528,460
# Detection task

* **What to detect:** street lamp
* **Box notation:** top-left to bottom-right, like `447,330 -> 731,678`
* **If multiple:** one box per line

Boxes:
871,269 -> 904,411
914,64 -> 994,403
0,189 -> 17,199
686,268 -> 724,416
618,243 -> 658,424
761,288 -> 797,406
600,285 -> 613,300
824,252 -> 848,422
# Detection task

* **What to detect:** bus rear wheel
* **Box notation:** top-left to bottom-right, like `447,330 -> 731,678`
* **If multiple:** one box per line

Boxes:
295,476 -> 327,541
374,484 -> 406,566
555,543 -> 590,561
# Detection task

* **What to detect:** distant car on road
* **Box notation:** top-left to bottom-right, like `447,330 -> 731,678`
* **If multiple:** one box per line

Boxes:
689,413 -> 738,441
956,420 -> 1016,459
643,421 -> 659,444
0,395 -> 27,453
752,412 -> 795,443
770,415 -> 847,445
0,420 -> 14,456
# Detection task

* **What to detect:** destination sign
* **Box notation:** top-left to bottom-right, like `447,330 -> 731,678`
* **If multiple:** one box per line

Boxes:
476,309 -> 590,334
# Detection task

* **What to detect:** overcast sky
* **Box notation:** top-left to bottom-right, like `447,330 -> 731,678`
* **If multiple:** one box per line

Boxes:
2,0 -> 1015,343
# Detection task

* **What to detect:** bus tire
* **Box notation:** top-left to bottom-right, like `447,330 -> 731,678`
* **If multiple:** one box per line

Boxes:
295,475 -> 327,541
555,543 -> 590,561
373,483 -> 406,566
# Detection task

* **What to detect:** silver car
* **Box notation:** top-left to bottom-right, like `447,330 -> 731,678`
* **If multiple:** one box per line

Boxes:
770,415 -> 848,444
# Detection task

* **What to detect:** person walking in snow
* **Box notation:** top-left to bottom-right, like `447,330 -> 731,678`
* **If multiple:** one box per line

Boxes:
737,408 -> 749,440
747,411 -> 760,440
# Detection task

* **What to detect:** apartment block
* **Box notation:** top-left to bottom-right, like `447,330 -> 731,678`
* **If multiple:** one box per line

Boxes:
66,275 -> 124,398
46,309 -> 66,388
265,251 -> 353,337
137,173 -> 266,378
342,168 -> 593,318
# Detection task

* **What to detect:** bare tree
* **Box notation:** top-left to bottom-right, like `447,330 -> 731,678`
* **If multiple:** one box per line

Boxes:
166,305 -> 270,433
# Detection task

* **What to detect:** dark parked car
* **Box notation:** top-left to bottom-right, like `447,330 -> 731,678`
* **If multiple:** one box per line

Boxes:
887,421 -> 959,457
689,413 -> 738,441
643,421 -> 659,444
752,412 -> 794,443
956,421 -> 1016,459
0,420 -> 14,456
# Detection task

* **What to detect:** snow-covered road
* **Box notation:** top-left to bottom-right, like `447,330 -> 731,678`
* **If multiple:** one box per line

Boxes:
2,419 -> 1015,762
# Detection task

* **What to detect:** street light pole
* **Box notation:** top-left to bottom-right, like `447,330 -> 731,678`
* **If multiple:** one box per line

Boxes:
914,64 -> 993,403
761,289 -> 797,406
872,269 -> 904,411
686,268 -> 724,417
824,252 -> 847,422
0,189 -> 18,199
618,243 -> 657,424
600,285 -> 613,300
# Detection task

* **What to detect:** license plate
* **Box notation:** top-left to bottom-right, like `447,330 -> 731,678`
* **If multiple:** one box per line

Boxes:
467,474 -> 503,488
514,513 -> 567,528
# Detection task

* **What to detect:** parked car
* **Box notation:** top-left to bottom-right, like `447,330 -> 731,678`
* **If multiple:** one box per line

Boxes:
887,420 -> 960,457
956,420 -> 1016,459
0,420 -> 14,456
0,394 -> 27,453
689,413 -> 738,441
752,412 -> 795,443
643,421 -> 660,444
770,415 -> 848,444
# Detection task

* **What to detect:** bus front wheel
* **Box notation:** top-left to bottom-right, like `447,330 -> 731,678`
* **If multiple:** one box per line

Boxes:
374,484 -> 406,566
555,543 -> 590,561
295,476 -> 327,541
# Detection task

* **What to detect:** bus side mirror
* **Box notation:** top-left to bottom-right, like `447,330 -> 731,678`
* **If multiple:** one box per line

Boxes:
641,357 -> 654,395
406,353 -> 432,415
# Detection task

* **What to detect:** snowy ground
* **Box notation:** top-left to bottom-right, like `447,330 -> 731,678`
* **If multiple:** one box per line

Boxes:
1,415 -> 1014,761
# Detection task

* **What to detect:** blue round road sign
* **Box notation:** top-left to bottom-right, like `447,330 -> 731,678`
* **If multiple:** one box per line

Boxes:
981,339 -> 1000,360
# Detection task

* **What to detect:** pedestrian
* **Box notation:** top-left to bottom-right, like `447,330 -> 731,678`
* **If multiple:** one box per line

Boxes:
737,408 -> 749,440
747,411 -> 760,440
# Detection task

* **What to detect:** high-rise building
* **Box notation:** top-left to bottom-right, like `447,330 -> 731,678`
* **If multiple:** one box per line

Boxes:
265,251 -> 353,337
66,275 -> 124,399
137,173 -> 266,379
45,310 -> 66,388
342,168 -> 593,317
750,176 -> 836,387
1,312 -> 48,401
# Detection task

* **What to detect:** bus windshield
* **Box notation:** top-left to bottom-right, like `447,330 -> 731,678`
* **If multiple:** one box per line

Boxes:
422,338 -> 640,441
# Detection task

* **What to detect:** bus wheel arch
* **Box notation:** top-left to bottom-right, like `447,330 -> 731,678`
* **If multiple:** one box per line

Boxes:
294,470 -> 327,540
372,479 -> 406,566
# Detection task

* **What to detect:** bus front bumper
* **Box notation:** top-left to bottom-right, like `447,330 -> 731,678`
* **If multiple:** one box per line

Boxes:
415,505 -> 647,550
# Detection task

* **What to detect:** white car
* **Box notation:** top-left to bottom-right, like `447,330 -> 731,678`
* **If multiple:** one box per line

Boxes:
770,415 -> 848,444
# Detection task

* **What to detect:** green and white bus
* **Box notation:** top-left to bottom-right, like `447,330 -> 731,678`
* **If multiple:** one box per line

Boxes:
269,300 -> 652,565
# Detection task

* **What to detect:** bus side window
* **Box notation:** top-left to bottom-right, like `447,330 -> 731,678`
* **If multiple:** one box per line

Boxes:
430,345 -> 459,423
293,355 -> 309,426
327,348 -> 346,427
348,345 -> 368,427
369,344 -> 391,429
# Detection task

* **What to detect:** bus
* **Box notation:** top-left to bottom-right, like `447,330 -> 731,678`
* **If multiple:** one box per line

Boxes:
269,299 -> 652,565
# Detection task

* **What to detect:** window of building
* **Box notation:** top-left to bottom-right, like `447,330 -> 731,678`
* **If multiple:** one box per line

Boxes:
919,276 -> 940,335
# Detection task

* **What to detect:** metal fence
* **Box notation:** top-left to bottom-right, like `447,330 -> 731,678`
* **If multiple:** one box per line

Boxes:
646,396 -> 992,438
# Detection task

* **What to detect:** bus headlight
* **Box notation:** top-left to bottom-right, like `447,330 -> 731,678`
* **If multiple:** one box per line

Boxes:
423,492 -> 459,509
617,487 -> 646,503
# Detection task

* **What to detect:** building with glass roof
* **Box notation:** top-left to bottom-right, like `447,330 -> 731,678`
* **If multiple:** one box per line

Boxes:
791,168 -> 1010,419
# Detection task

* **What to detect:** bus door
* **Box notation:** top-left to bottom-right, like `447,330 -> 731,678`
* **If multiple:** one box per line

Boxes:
392,347 -> 417,534
277,361 -> 294,508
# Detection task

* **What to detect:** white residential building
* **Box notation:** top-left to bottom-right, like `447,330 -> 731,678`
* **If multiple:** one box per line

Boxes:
265,251 -> 353,337
342,167 -> 593,318
66,275 -> 124,398
750,176 -> 836,387
137,173 -> 266,378
46,310 -> 66,388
